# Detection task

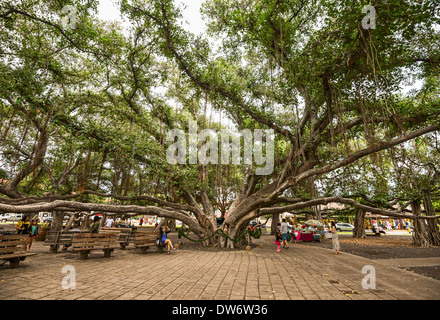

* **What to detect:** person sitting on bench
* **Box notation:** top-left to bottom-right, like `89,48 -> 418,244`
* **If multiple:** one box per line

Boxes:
378,226 -> 386,234
90,216 -> 101,233
160,226 -> 176,254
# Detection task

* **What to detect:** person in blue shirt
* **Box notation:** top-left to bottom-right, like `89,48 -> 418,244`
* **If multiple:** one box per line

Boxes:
160,226 -> 176,254
28,218 -> 39,252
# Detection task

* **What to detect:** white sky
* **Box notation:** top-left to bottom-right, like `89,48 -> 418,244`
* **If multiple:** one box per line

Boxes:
97,0 -> 207,35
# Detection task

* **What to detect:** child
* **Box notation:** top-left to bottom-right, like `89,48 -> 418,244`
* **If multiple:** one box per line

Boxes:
275,230 -> 282,252
28,219 -> 39,252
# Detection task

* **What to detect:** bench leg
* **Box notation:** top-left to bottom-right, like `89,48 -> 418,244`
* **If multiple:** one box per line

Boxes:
103,249 -> 113,258
49,244 -> 59,254
8,258 -> 21,269
119,244 -> 126,250
157,245 -> 164,253
140,247 -> 148,254
80,251 -> 90,259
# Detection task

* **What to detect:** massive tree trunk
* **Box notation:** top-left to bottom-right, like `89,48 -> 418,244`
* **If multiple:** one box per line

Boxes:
412,192 -> 440,247
48,211 -> 64,253
270,213 -> 280,235
423,192 -> 440,246
50,211 -> 64,232
412,200 -> 429,247
353,209 -> 366,238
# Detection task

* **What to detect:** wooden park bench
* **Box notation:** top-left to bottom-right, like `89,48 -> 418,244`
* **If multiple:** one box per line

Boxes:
132,231 -> 166,253
100,227 -> 132,249
135,226 -> 155,232
366,228 -> 386,236
0,234 -> 36,269
133,231 -> 159,254
72,232 -> 119,259
43,230 -> 78,253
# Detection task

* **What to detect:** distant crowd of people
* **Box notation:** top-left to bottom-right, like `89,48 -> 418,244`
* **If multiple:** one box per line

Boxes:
275,219 -> 341,254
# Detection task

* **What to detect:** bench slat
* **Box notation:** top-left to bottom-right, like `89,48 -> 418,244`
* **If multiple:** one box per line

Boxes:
0,245 -> 27,254
133,235 -> 156,239
73,234 -> 118,238
132,232 -> 160,250
72,246 -> 119,252
72,245 -> 119,248
72,240 -> 118,245
133,237 -> 156,241
0,234 -> 29,241
72,239 -> 117,242
72,243 -> 118,248
0,239 -> 28,246
0,253 -> 36,260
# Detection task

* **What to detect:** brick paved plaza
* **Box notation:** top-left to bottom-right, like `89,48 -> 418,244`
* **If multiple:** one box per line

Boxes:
1,233 -> 439,300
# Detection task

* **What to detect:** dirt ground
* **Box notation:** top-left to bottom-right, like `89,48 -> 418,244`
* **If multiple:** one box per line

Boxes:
309,234 -> 440,259
400,265 -> 440,281
307,234 -> 440,280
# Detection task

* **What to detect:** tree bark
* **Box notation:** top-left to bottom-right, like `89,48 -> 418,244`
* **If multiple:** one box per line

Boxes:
169,219 -> 178,231
353,209 -> 366,238
48,211 -> 64,253
50,211 -> 64,232
270,213 -> 280,235
412,200 -> 430,247
423,192 -> 440,246
63,213 -> 76,231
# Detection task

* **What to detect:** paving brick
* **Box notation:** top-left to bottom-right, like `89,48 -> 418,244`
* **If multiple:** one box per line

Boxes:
0,235 -> 438,301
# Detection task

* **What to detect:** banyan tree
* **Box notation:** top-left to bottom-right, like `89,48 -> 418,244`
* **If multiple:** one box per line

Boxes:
0,0 -> 439,247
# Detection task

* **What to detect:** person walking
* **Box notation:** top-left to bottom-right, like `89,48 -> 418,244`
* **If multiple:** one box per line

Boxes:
331,221 -> 340,254
406,221 -> 412,234
275,229 -> 282,252
28,219 -> 39,252
281,219 -> 289,249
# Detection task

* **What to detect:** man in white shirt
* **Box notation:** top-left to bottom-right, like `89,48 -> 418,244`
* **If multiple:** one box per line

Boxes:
105,217 -> 114,228
281,219 -> 289,249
